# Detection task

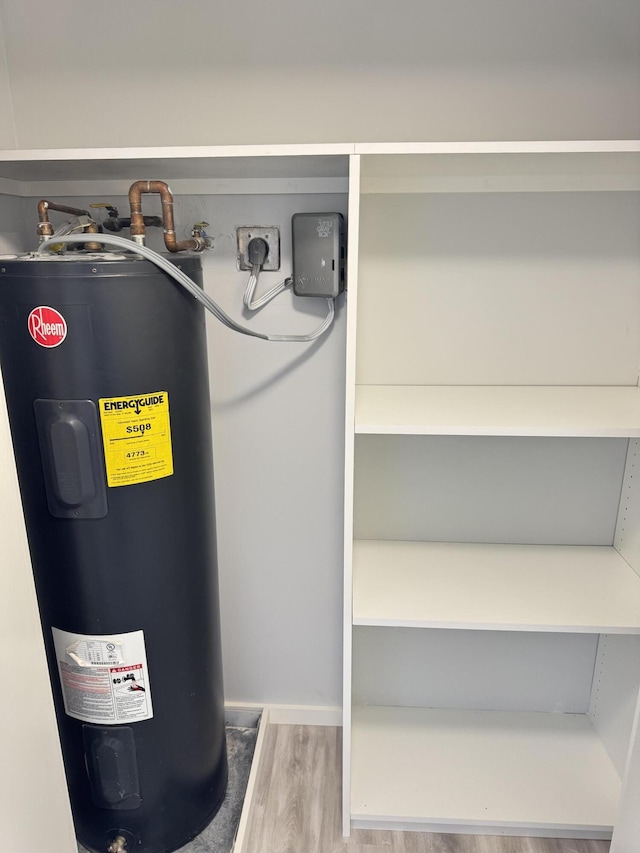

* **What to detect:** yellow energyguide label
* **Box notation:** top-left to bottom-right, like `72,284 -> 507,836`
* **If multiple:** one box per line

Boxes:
99,391 -> 173,487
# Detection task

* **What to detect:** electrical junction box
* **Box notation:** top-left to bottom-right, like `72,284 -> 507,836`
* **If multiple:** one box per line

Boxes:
292,212 -> 345,298
237,226 -> 280,271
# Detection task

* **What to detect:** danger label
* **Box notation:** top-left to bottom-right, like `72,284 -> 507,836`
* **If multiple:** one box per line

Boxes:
27,306 -> 67,348
52,628 -> 153,725
99,391 -> 173,487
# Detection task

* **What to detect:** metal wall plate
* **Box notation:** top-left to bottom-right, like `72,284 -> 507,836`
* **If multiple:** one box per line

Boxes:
237,226 -> 280,271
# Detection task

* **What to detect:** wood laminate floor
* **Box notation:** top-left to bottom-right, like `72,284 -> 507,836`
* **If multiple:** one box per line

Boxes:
242,724 -> 611,853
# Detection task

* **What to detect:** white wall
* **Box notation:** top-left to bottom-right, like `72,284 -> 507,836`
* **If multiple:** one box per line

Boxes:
0,0 -> 639,148
0,5 -> 16,148
0,187 -> 22,250
194,193 -> 347,706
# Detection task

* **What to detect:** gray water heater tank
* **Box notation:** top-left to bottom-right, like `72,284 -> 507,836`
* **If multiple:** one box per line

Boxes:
0,252 -> 227,853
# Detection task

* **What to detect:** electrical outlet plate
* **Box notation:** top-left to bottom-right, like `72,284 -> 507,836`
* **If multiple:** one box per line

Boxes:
237,227 -> 280,271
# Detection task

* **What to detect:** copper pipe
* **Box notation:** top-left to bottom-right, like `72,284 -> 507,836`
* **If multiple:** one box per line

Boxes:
128,180 -> 205,253
37,200 -> 91,238
83,221 -> 102,253
37,200 -> 102,250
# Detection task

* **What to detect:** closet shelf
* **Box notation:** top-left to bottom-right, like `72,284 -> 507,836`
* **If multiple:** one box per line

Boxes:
357,145 -> 640,193
353,540 -> 640,633
0,145 -> 351,197
351,705 -> 620,837
354,385 -> 640,437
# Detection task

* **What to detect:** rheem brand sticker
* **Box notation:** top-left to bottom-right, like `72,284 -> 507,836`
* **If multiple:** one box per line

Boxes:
99,391 -> 174,487
27,306 -> 67,348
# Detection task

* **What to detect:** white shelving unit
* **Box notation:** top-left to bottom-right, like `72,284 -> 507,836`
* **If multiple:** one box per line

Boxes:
343,142 -> 640,846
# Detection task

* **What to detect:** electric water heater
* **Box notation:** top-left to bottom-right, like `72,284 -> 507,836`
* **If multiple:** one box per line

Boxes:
0,251 -> 227,853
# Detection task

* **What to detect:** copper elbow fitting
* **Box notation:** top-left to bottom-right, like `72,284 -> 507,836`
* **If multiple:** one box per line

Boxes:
128,181 -> 204,253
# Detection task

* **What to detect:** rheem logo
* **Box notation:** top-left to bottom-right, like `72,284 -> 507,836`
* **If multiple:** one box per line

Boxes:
28,306 -> 67,348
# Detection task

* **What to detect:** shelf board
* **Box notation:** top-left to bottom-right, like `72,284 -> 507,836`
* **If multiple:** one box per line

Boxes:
356,141 -> 640,155
1,142 -> 638,193
353,541 -> 640,633
1,142 -> 638,194
357,144 -> 640,193
354,385 -> 640,437
0,143 -> 352,179
0,144 -> 351,197
350,705 -> 620,837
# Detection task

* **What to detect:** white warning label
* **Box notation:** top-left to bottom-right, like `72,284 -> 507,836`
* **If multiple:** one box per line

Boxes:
52,627 -> 154,725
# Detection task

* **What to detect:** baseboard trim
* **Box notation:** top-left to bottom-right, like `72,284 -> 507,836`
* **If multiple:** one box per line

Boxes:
267,704 -> 342,726
225,701 -> 342,727
231,706 -> 271,853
